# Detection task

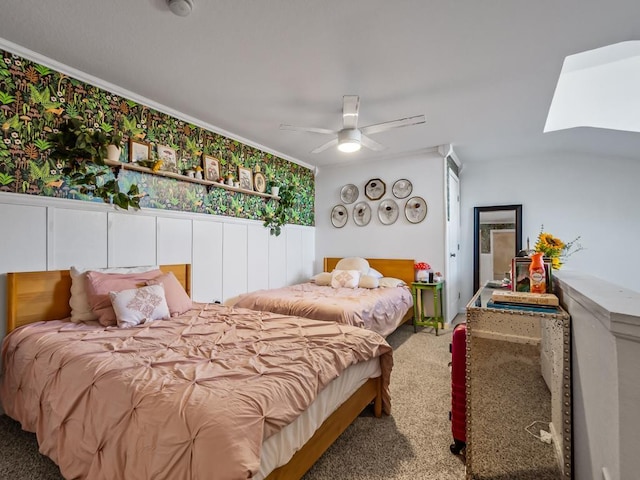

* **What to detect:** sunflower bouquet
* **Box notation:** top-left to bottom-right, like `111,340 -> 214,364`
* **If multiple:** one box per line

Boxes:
534,225 -> 583,270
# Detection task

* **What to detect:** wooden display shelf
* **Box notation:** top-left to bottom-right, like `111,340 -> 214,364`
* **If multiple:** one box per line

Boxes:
104,160 -> 279,199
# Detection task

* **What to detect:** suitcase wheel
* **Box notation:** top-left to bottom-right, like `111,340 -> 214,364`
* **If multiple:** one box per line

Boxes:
450,440 -> 466,455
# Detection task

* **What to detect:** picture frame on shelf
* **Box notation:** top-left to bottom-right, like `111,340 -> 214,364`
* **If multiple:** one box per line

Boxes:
511,257 -> 553,293
157,144 -> 178,173
129,139 -> 151,163
203,155 -> 220,182
238,166 -> 253,191
253,171 -> 267,193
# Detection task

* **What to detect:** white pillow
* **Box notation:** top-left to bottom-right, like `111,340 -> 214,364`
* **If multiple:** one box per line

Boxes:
331,269 -> 361,288
109,284 -> 170,328
358,275 -> 379,289
379,277 -> 407,288
335,257 -> 370,275
311,272 -> 333,286
368,267 -> 383,278
69,265 -> 159,322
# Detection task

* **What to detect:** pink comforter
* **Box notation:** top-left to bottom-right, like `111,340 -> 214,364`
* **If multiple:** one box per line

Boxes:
233,283 -> 413,337
0,304 -> 392,480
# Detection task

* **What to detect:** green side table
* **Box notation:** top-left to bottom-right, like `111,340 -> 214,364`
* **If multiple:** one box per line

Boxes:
411,281 -> 445,335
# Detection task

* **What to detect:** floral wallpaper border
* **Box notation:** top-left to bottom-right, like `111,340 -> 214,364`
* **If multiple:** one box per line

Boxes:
0,48 -> 314,226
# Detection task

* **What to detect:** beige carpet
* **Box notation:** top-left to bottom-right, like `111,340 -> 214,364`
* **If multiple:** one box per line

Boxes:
0,322 -> 466,479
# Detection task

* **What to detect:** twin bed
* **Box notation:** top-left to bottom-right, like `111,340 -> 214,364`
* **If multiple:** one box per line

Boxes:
1,259 -> 410,480
232,257 -> 415,337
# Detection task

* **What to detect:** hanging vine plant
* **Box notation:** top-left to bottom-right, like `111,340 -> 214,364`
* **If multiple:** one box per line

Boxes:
262,184 -> 294,236
48,118 -> 141,209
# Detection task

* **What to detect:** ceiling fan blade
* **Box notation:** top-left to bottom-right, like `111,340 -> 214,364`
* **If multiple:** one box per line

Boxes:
360,134 -> 386,151
342,95 -> 360,129
360,115 -> 426,136
310,138 -> 339,154
280,124 -> 336,135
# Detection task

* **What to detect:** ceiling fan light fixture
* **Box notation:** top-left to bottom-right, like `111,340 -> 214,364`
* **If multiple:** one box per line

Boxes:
168,0 -> 194,17
337,129 -> 362,153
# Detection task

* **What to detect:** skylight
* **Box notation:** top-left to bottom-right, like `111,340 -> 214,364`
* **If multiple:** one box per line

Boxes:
544,41 -> 640,133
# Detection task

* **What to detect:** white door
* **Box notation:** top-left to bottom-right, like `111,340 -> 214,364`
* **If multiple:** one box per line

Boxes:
446,170 -> 460,322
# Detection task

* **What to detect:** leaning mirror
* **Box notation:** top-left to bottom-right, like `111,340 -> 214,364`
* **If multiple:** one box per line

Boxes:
473,204 -> 522,294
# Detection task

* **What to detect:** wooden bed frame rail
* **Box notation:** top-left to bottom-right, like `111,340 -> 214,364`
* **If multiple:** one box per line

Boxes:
265,376 -> 382,479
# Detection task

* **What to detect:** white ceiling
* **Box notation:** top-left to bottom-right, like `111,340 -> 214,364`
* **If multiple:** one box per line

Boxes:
2,0 -> 640,169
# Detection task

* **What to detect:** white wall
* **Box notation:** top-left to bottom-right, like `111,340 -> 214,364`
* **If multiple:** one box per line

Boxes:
459,153 -> 640,304
0,192 -> 315,344
315,151 -> 446,276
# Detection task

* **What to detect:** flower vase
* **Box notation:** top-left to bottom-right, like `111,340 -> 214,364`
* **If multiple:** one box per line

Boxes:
416,269 -> 429,282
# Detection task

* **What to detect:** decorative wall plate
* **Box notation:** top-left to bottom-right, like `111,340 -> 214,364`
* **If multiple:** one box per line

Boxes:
378,199 -> 399,225
404,196 -> 428,224
340,184 -> 359,204
353,202 -> 371,226
364,178 -> 386,200
392,179 -> 412,199
331,204 -> 348,228
253,172 -> 267,193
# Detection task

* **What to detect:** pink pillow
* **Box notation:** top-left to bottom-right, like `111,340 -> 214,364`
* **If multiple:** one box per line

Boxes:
146,271 -> 192,316
85,269 -> 163,326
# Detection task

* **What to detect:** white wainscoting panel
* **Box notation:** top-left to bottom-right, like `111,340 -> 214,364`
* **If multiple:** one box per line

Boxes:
286,228 -> 303,285
108,212 -> 157,267
0,203 -> 48,272
192,219 -> 223,303
268,231 -> 287,289
48,208 -> 108,270
247,224 -> 270,293
157,216 -> 192,265
222,223 -> 248,301
301,227 -> 316,280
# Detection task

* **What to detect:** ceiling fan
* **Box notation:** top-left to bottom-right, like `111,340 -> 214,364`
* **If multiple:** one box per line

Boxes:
280,95 -> 426,154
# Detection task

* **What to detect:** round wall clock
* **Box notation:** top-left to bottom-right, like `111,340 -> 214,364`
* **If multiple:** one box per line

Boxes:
392,179 -> 413,199
340,184 -> 359,204
378,199 -> 399,225
253,172 -> 267,193
331,205 -> 348,228
404,196 -> 428,224
364,178 -> 386,200
353,202 -> 371,226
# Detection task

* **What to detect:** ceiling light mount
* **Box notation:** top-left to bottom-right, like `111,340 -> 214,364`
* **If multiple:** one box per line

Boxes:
168,0 -> 194,17
337,129 -> 362,153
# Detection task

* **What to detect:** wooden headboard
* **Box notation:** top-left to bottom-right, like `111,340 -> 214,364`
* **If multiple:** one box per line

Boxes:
6,264 -> 191,333
323,258 -> 414,286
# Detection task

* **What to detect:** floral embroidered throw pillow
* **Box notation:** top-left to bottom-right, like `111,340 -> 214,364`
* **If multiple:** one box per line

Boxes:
109,284 -> 170,328
331,269 -> 361,289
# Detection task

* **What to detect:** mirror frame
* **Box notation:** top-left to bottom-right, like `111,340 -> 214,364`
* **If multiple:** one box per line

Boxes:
473,204 -> 523,293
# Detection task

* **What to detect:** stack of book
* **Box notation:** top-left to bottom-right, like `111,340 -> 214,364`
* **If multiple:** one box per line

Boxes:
487,291 -> 561,313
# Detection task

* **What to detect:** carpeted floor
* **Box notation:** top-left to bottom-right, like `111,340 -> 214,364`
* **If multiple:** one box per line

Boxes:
0,321 -> 556,479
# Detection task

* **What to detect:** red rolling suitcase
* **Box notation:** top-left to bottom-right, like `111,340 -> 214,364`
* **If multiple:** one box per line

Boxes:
449,323 -> 467,454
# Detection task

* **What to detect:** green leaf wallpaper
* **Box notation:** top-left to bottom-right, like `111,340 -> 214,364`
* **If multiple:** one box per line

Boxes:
0,49 -> 314,226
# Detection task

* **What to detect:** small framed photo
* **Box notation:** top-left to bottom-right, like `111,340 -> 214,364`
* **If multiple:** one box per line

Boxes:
157,145 -> 178,172
129,139 -> 151,163
203,155 -> 220,182
253,171 -> 267,193
511,257 -> 553,293
238,166 -> 253,191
